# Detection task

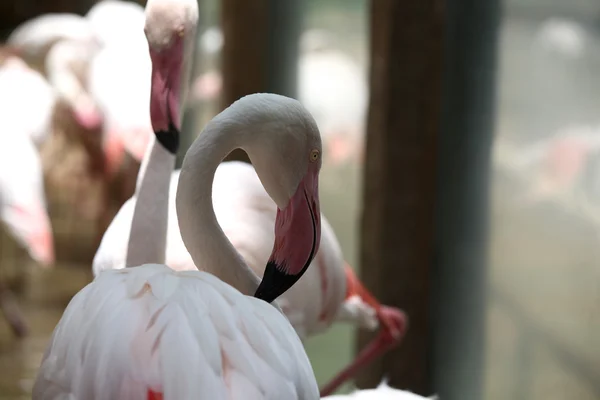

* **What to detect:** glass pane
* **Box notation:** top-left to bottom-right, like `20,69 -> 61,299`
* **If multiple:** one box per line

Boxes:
488,1 -> 600,399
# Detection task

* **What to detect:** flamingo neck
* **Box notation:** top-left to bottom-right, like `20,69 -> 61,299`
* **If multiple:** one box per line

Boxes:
175,122 -> 265,297
126,135 -> 175,267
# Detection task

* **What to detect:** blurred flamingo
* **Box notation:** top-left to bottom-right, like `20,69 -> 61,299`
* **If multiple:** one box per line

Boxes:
0,58 -> 55,337
33,4 -> 322,393
495,124 -> 600,205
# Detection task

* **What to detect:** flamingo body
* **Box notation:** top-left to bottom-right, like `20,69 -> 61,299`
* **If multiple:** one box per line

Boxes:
33,263 -> 318,399
93,162 -> 375,338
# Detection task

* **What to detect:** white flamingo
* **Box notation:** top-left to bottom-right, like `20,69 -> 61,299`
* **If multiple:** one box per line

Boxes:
87,39 -> 153,175
93,8 -> 404,399
93,25 -> 404,395
6,13 -> 99,68
33,0 -> 321,396
0,56 -> 55,147
0,59 -> 55,336
85,0 -> 146,48
0,58 -> 55,267
45,39 -> 104,130
33,96 -> 322,398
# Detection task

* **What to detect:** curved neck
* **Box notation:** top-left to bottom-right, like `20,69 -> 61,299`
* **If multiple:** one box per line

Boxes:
176,122 -> 263,297
125,135 -> 175,267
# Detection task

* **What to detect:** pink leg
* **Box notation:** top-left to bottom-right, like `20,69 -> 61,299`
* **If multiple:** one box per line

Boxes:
320,307 -> 408,396
0,282 -> 28,338
321,264 -> 409,396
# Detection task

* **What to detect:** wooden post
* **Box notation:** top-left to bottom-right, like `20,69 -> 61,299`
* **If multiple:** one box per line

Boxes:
430,0 -> 499,399
356,0 -> 444,394
220,0 -> 301,162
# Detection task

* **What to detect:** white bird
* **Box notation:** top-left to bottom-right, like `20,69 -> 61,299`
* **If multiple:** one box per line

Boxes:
0,56 -> 55,147
87,39 -> 153,174
0,59 -> 55,337
33,96 -> 323,398
85,0 -> 147,48
6,13 -> 99,69
323,380 -> 438,400
93,13 -> 405,399
33,0 -> 321,395
0,58 -> 54,266
45,39 -> 104,130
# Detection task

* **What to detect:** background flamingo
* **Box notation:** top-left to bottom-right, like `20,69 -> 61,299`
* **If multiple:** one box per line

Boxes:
0,58 -> 55,337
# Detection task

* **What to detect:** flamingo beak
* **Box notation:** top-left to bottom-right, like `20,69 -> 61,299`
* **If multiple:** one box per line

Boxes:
148,38 -> 184,154
254,170 -> 321,303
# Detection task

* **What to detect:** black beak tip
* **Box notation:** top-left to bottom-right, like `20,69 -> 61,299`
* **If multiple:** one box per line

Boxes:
154,121 -> 180,154
254,261 -> 298,303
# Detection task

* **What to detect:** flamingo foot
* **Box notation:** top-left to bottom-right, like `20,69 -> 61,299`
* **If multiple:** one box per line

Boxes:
319,311 -> 407,397
320,265 -> 409,396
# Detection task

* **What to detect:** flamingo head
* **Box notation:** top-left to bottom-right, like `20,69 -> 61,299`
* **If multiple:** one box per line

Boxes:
144,0 -> 198,154
46,39 -> 103,131
232,95 -> 323,303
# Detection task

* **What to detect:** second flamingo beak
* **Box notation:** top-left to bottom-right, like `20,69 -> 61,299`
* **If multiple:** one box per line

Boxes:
148,39 -> 184,153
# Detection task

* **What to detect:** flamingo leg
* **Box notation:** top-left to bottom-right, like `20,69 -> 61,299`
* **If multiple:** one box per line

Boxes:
0,281 -> 28,338
319,264 -> 408,397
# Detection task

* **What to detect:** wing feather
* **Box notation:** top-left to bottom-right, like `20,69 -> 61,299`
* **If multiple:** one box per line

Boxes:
33,264 -> 318,400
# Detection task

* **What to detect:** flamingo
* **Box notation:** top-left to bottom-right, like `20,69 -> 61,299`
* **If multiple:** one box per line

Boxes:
92,5 -> 404,397
93,25 -> 405,395
85,0 -> 146,48
0,56 -> 55,147
6,13 -> 99,71
87,39 -> 153,178
45,39 -> 104,131
323,380 -> 438,399
0,59 -> 55,336
0,58 -> 55,267
33,82 -> 322,400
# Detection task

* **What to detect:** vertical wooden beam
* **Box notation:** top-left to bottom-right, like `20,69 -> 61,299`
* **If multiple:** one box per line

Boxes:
220,0 -> 301,162
356,0 -> 444,394
220,0 -> 269,112
430,1 -> 500,399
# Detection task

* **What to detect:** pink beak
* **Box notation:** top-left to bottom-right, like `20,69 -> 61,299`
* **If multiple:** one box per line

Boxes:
254,168 -> 321,303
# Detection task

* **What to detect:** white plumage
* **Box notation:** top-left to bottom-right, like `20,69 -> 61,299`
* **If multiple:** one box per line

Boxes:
33,263 -> 317,399
93,162 -> 368,340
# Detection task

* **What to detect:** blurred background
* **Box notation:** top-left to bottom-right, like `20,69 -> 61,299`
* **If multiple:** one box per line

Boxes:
0,0 -> 598,399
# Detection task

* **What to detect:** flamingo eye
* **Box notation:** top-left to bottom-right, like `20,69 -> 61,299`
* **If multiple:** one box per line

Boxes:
309,149 -> 320,162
